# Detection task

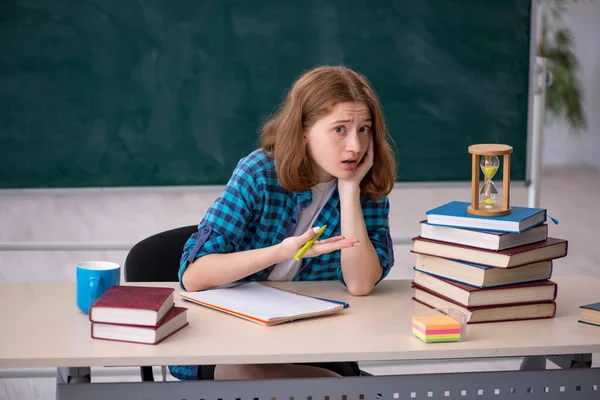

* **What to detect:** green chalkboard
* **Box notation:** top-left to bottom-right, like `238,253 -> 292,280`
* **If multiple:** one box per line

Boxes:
0,0 -> 532,188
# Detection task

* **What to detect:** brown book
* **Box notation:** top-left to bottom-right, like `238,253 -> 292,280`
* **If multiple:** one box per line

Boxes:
414,253 -> 554,288
411,237 -> 568,268
91,307 -> 189,345
413,270 -> 558,307
412,283 -> 557,324
89,285 -> 175,327
419,221 -> 548,251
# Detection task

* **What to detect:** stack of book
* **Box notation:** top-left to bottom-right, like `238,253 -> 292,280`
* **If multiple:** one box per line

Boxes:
410,201 -> 569,324
89,285 -> 189,344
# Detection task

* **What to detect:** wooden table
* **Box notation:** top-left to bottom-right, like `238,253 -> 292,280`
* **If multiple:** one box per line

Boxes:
1,276 -> 599,399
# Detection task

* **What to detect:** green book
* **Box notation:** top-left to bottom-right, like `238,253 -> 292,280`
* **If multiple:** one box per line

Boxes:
578,302 -> 600,327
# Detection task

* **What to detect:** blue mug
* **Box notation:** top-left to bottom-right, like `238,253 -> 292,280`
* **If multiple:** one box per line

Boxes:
76,261 -> 121,313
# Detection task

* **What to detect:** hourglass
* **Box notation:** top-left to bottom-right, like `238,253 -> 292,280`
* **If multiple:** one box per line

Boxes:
480,155 -> 499,208
467,144 -> 513,217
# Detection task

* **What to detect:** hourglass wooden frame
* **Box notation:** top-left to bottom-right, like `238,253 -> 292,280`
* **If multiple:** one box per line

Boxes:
467,144 -> 513,217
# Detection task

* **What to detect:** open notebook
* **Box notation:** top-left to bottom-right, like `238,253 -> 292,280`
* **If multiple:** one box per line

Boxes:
179,282 -> 347,326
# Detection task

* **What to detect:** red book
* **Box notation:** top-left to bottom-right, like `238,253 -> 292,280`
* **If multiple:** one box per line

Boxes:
411,237 -> 568,268
91,306 -> 189,345
89,285 -> 175,327
413,270 -> 558,307
411,283 -> 557,324
419,220 -> 548,251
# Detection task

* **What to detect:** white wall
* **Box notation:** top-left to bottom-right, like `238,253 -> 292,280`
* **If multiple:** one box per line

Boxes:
541,0 -> 600,169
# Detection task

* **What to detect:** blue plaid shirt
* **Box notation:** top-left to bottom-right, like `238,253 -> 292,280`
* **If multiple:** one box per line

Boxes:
169,148 -> 394,380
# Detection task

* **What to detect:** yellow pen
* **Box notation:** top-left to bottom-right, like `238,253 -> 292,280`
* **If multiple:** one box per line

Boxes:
294,225 -> 327,261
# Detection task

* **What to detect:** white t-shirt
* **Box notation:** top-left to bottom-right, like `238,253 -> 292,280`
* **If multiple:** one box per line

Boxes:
267,179 -> 338,281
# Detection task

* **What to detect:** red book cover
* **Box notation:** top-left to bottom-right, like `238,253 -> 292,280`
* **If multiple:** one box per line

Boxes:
431,274 -> 558,299
412,236 -> 567,256
411,296 -> 557,324
411,236 -> 568,268
419,220 -> 512,237
91,307 -> 189,345
91,285 -> 174,311
93,306 -> 187,330
411,282 -> 557,309
411,282 -> 556,323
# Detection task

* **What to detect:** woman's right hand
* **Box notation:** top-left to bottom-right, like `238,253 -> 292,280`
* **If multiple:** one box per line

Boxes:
278,227 -> 359,260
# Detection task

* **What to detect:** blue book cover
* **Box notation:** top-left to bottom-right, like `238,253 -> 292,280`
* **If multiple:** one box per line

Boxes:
412,266 -> 553,289
580,302 -> 600,312
578,302 -> 600,327
425,201 -> 547,233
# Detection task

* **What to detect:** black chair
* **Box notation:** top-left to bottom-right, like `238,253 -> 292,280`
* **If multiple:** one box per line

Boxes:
124,225 -> 198,381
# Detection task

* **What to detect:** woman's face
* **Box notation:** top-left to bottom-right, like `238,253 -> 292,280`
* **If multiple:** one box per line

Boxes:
304,101 -> 372,182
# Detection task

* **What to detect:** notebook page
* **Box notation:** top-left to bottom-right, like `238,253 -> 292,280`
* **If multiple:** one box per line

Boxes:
181,282 -> 340,320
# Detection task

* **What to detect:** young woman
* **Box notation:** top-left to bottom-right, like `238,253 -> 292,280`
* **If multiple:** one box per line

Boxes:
170,65 -> 397,381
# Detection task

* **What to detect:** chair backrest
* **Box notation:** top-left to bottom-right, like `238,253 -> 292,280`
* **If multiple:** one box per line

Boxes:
124,225 -> 198,282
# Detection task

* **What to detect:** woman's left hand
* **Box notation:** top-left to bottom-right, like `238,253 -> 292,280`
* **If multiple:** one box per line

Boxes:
339,137 -> 373,189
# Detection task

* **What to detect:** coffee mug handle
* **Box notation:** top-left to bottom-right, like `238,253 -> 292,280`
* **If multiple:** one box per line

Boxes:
89,276 -> 101,304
